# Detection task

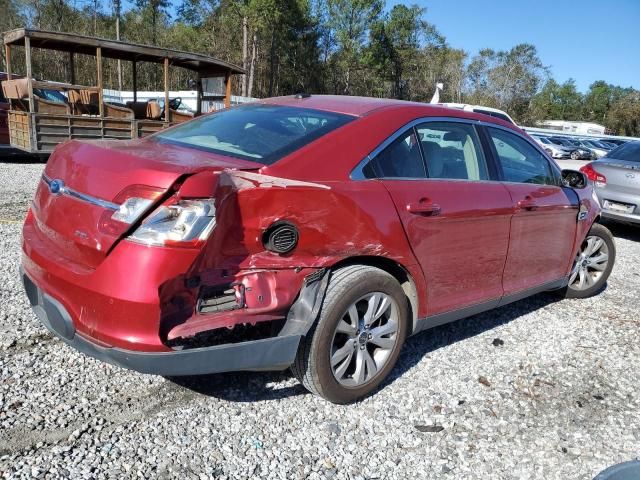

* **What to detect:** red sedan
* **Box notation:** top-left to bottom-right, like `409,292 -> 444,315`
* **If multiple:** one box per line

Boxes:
21,95 -> 615,403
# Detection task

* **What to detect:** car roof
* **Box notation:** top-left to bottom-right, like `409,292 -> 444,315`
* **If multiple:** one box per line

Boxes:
260,94 -> 520,127
261,95 -> 425,116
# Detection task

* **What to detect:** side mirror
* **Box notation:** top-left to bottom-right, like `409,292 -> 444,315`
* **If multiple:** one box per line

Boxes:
561,169 -> 588,189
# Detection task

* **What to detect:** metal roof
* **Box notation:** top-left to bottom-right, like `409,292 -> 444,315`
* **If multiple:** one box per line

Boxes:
3,28 -> 245,75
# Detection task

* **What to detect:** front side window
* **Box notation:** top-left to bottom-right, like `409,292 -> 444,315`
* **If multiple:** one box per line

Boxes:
155,104 -> 354,165
417,122 -> 489,181
488,127 -> 557,185
363,130 -> 425,178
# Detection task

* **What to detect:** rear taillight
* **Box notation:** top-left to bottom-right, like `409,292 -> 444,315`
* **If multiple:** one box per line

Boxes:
127,199 -> 216,248
579,164 -> 606,187
99,185 -> 164,236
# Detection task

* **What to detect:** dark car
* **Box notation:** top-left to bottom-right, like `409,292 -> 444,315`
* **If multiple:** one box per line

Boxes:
21,96 -> 615,403
0,73 -> 10,147
549,136 -> 593,160
600,138 -> 628,146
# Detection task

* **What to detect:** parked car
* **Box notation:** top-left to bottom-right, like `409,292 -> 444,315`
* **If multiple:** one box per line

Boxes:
573,139 -> 608,159
0,99 -> 7,146
595,140 -> 617,150
531,135 -> 572,159
600,138 -> 628,146
549,136 -> 593,160
581,140 -> 640,225
21,96 -> 615,403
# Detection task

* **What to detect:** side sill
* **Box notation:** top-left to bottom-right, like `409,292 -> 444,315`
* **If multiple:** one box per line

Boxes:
413,277 -> 568,335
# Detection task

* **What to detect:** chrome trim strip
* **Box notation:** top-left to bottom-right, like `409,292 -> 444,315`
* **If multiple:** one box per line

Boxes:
42,174 -> 120,211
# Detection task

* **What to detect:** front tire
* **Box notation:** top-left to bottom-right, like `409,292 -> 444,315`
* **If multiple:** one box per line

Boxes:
563,222 -> 616,299
291,265 -> 409,404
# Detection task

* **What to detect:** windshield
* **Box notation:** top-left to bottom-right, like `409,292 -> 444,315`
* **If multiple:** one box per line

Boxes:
606,141 -> 640,162
155,104 -> 354,165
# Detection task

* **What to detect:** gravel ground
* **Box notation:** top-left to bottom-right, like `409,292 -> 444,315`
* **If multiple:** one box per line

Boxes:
1,160 -> 639,479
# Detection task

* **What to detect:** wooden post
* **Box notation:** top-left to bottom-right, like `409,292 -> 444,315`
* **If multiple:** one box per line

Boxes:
196,73 -> 202,116
224,71 -> 232,108
25,36 -> 36,151
164,57 -> 170,122
25,37 -> 34,111
132,60 -> 137,102
96,47 -> 104,117
69,52 -> 75,85
4,45 -> 11,80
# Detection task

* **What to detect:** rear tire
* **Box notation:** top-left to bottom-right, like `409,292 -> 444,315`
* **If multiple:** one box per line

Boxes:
291,265 -> 409,404
562,222 -> 615,299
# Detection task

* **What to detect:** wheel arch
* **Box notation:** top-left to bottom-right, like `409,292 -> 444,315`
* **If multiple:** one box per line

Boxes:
330,256 -> 421,335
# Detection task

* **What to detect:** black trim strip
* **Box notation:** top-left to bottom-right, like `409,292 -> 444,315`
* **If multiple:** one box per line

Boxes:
413,277 -> 568,335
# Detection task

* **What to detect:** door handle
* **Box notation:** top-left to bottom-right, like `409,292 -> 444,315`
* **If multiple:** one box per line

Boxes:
517,196 -> 538,211
406,199 -> 441,216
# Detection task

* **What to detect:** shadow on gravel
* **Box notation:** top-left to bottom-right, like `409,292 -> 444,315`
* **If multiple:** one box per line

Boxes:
384,292 -> 559,391
166,369 -> 306,402
167,292 -> 560,403
602,220 -> 640,242
0,153 -> 48,164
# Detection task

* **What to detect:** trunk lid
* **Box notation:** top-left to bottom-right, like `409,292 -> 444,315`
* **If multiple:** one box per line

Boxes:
31,139 -> 260,268
594,159 -> 640,195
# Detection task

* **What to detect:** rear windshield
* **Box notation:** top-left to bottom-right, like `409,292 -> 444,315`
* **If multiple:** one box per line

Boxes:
154,104 -> 354,165
606,141 -> 640,162
473,109 -> 513,124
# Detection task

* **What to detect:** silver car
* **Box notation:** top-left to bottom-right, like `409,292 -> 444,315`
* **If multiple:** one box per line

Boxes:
582,141 -> 640,224
532,135 -> 572,159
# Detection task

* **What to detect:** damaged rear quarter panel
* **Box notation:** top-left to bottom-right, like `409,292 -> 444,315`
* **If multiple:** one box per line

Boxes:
164,170 -> 426,341
192,170 -> 421,272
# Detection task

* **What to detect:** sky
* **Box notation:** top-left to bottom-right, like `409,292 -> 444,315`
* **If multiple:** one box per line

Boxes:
390,0 -> 640,92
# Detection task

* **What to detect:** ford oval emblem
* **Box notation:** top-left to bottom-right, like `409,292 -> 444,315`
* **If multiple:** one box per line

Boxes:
49,179 -> 64,195
626,173 -> 635,179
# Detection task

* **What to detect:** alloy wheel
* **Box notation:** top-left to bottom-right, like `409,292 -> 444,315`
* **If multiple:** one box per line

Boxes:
329,292 -> 400,387
569,235 -> 610,291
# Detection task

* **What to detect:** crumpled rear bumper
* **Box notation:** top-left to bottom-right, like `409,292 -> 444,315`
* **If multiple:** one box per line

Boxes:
23,271 -> 302,376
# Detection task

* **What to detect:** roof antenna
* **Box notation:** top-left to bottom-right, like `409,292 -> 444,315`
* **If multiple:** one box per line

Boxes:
430,83 -> 443,104
294,92 -> 311,99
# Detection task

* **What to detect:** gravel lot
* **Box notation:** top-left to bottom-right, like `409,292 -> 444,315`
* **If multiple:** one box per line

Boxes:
1,160 -> 639,479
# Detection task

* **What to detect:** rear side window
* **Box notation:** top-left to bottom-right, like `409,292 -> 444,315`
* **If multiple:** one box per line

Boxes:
155,104 -> 354,165
488,127 -> 557,185
363,130 -> 425,178
417,122 -> 489,181
473,109 -> 513,124
607,141 -> 640,162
